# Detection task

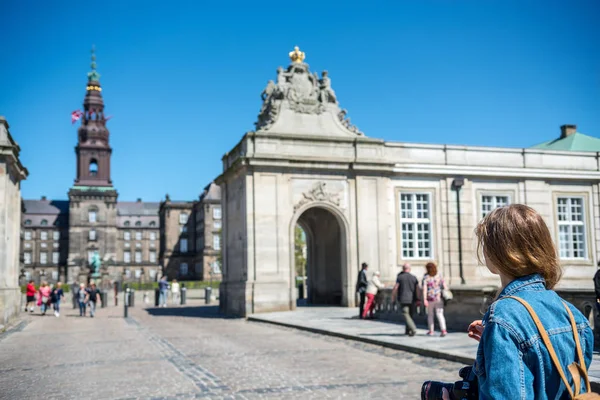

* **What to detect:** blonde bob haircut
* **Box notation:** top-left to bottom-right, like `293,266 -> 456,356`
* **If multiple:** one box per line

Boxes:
475,204 -> 562,289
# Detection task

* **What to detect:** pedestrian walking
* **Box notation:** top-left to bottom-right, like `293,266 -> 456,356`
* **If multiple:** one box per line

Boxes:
158,276 -> 169,307
171,279 -> 180,305
37,282 -> 51,316
355,262 -> 368,318
422,262 -> 447,337
50,282 -> 65,317
391,263 -> 419,336
464,204 -> 594,398
85,282 -> 102,318
25,280 -> 36,313
362,271 -> 384,319
77,283 -> 87,316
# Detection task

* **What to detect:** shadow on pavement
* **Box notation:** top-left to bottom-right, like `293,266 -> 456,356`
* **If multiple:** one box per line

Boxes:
144,306 -> 239,319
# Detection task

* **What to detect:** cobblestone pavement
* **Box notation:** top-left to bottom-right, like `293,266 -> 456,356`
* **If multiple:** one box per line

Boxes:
0,301 -> 462,399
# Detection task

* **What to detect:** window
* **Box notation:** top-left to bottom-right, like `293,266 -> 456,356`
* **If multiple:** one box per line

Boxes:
124,231 -> 131,241
196,238 -> 202,251
180,225 -> 188,233
213,207 -> 221,220
24,271 -> 31,280
124,242 -> 130,248
124,221 -> 130,227
89,159 -> 98,176
149,242 -> 155,248
25,242 -> 31,249
135,243 -> 141,248
51,270 -> 58,281
180,238 -> 188,253
212,261 -> 222,274
179,263 -> 188,276
24,252 -> 32,265
41,219 -> 48,226
149,269 -> 156,279
214,220 -> 222,230
40,252 -> 48,265
135,251 -> 142,263
150,232 -> 156,241
213,235 -> 221,251
41,243 -> 47,248
179,213 -> 189,224
399,193 -> 432,259
481,195 -> 510,218
40,231 -> 48,240
24,231 -> 32,240
125,269 -> 131,278
557,197 -> 587,259
53,243 -> 59,249
87,251 -> 95,264
149,251 -> 157,263
89,229 -> 96,241
149,221 -> 156,227
53,231 -> 60,241
135,231 -> 142,240
25,219 -> 32,226
135,221 -> 141,227
124,251 -> 131,263
52,252 -> 59,264
88,209 -> 97,223
135,269 -> 141,278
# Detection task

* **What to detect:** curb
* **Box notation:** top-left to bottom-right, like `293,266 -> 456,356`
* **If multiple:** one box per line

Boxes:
247,316 -> 476,366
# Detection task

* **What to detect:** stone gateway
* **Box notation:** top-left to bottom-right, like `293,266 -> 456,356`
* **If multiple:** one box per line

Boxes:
218,47 -> 600,317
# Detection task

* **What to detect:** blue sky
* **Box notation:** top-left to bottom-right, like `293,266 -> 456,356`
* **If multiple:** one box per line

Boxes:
1,1 -> 599,202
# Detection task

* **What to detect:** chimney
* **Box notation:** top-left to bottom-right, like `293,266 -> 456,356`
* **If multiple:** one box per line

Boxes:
560,124 -> 577,139
41,195 -> 47,201
136,198 -> 142,203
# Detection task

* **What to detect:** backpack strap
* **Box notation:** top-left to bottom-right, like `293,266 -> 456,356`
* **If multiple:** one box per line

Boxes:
503,296 -> 575,398
562,302 -> 592,394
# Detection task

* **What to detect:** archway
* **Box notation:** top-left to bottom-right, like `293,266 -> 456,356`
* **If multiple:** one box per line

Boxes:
294,206 -> 345,305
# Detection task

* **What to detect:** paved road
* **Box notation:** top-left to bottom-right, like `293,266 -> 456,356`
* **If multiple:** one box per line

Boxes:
0,302 -> 462,399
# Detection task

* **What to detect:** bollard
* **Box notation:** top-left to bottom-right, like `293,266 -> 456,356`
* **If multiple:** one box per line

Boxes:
181,287 -> 187,305
124,287 -> 130,318
101,291 -> 108,308
155,288 -> 160,307
129,289 -> 135,307
205,287 -> 212,305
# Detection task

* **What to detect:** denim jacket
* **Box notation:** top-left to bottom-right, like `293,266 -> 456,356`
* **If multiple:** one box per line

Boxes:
475,274 -> 593,399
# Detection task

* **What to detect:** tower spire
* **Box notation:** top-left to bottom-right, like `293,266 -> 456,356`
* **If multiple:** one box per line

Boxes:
87,45 -> 101,83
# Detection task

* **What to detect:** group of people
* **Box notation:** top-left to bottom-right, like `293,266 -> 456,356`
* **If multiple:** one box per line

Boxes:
355,261 -> 448,337
157,276 -> 180,307
25,280 -> 101,318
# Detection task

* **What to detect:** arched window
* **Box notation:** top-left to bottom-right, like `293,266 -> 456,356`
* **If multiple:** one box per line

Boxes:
25,219 -> 32,226
149,221 -> 156,227
41,219 -> 48,226
89,159 -> 98,176
88,207 -> 98,223
135,221 -> 141,227
124,221 -> 130,227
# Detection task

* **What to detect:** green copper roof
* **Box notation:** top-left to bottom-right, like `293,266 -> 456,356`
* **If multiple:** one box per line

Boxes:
531,131 -> 600,152
87,46 -> 101,82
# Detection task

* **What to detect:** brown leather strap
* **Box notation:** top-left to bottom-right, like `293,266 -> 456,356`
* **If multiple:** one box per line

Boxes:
562,302 -> 592,393
504,296 -> 575,398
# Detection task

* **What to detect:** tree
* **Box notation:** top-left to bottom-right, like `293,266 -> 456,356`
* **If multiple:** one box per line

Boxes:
294,225 -> 306,277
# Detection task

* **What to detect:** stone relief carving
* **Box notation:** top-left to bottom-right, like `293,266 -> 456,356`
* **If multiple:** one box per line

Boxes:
254,47 -> 363,136
294,181 -> 341,211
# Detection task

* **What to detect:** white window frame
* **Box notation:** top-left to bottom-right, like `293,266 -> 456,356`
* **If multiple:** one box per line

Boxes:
481,194 -> 511,218
149,251 -> 157,263
40,252 -> 48,265
24,231 -> 32,240
41,243 -> 47,248
88,210 -> 97,223
53,231 -> 60,241
124,251 -> 131,264
214,220 -> 222,230
213,235 -> 221,251
135,269 -> 142,278
124,231 -> 131,241
40,231 -> 48,240
399,192 -> 432,260
179,213 -> 189,224
24,252 -> 32,265
87,251 -> 95,264
135,231 -> 142,241
135,251 -> 142,263
52,251 -> 59,265
51,270 -> 58,281
557,196 -> 587,260
53,242 -> 59,249
149,232 -> 156,241
89,229 -> 96,241
213,207 -> 221,220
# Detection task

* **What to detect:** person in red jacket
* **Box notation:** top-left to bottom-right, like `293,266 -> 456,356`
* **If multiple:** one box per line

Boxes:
25,280 -> 36,313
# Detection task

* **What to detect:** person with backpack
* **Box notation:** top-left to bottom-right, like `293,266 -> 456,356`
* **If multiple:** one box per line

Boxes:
84,282 -> 102,318
50,282 -> 65,317
463,204 -> 594,399
37,281 -> 52,316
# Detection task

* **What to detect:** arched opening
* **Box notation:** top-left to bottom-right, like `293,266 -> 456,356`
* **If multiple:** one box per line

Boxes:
294,206 -> 345,305
89,159 -> 98,176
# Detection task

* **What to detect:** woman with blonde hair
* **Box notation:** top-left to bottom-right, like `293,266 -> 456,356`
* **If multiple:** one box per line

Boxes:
37,281 -> 52,316
466,204 -> 593,398
422,262 -> 448,337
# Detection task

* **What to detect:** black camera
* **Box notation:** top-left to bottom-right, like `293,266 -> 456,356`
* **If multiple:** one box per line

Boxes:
421,366 -> 478,400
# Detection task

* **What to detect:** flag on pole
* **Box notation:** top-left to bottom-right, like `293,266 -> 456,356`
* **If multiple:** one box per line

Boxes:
105,115 -> 113,121
71,110 -> 83,124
